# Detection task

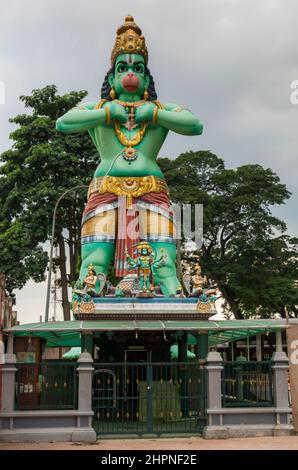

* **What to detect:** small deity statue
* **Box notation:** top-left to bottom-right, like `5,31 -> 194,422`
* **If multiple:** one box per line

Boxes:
125,242 -> 166,295
191,264 -> 207,295
71,263 -> 106,312
83,264 -> 97,294
182,268 -> 192,294
73,264 -> 106,299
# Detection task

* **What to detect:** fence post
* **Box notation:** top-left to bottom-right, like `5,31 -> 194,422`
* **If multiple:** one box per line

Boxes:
271,331 -> 289,409
206,351 -> 223,410
77,352 -> 94,411
271,331 -> 293,435
1,353 -> 17,412
202,351 -> 226,438
72,352 -> 96,442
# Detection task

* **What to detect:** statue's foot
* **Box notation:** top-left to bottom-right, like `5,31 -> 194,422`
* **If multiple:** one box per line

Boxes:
136,291 -> 154,298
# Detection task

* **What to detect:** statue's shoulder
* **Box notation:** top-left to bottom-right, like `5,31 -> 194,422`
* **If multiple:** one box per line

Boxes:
163,103 -> 189,112
74,101 -> 98,110
93,99 -> 111,110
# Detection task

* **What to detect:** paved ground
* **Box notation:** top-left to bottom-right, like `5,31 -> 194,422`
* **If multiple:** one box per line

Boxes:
1,436 -> 298,450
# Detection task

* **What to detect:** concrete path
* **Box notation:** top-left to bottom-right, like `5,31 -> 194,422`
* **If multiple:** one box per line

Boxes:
1,436 -> 298,450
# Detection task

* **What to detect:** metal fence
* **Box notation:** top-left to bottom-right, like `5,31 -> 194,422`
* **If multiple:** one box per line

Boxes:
222,361 -> 273,407
15,361 -> 78,410
92,362 -> 207,435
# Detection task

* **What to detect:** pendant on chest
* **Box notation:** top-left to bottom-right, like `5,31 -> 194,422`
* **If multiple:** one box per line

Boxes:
123,146 -> 138,161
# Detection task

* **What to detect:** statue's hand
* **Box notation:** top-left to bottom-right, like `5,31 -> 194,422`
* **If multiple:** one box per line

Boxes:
108,102 -> 127,123
135,103 -> 156,123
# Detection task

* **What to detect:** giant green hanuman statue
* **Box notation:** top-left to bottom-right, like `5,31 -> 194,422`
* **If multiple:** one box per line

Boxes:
56,15 -> 203,297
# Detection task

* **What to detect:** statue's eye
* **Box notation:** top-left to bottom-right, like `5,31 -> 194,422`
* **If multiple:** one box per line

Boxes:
134,65 -> 144,73
118,65 -> 127,73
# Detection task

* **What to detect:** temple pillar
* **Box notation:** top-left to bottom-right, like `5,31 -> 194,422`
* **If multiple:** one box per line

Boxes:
256,334 -> 262,361
7,334 -> 14,354
197,331 -> 208,362
81,333 -> 93,356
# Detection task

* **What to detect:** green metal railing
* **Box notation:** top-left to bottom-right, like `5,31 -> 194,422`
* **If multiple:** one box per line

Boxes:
92,362 -> 207,435
15,361 -> 78,410
222,361 -> 273,407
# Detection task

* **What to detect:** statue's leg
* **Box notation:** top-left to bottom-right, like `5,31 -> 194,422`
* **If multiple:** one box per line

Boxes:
79,242 -> 115,280
150,242 -> 181,296
146,273 -> 151,292
138,201 -> 180,296
80,206 -> 117,280
140,273 -> 144,291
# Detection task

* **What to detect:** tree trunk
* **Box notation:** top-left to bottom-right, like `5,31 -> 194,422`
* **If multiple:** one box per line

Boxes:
57,232 -> 71,321
279,307 -> 287,319
68,236 -> 76,283
293,307 -> 298,318
68,236 -> 80,283
220,284 -> 244,319
68,206 -> 81,282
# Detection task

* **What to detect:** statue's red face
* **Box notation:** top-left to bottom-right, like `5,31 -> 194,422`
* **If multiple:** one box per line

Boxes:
109,53 -> 149,98
121,72 -> 140,93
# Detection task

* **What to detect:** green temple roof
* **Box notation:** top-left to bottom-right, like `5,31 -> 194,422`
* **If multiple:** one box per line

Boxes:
63,346 -> 82,359
4,319 -> 287,348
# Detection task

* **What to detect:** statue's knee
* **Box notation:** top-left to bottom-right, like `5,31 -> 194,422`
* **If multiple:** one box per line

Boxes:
159,257 -> 176,274
165,252 -> 176,268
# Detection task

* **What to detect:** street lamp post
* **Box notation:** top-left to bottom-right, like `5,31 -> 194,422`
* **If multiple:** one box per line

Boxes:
44,185 -> 88,322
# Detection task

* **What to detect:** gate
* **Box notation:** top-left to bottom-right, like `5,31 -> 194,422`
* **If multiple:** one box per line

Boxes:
15,362 -> 77,410
222,361 -> 273,407
92,362 -> 207,435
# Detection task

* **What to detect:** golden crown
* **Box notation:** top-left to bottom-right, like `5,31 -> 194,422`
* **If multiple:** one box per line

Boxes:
111,15 -> 148,65
135,241 -> 153,253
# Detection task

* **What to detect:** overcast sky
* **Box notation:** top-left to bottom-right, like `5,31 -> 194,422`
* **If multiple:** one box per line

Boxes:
1,0 -> 298,323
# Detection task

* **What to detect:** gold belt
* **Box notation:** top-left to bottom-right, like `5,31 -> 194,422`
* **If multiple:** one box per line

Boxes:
88,175 -> 169,208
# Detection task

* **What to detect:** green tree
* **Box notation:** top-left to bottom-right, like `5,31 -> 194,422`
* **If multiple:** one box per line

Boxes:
0,85 -> 98,320
159,151 -> 298,319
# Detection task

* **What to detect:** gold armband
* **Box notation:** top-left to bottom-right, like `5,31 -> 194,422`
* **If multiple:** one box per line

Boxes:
105,106 -> 112,124
152,106 -> 159,125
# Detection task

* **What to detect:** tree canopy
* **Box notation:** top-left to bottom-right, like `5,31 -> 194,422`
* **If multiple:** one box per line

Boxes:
159,151 -> 298,319
0,85 -> 98,319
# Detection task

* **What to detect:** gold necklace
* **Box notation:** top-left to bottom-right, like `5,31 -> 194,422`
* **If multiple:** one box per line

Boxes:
94,99 -> 153,161
115,99 -> 147,108
114,121 -> 147,161
114,100 -> 149,161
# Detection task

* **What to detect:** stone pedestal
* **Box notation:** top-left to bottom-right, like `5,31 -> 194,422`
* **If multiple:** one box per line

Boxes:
77,351 -> 94,411
73,351 -> 96,441
271,347 -> 293,436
